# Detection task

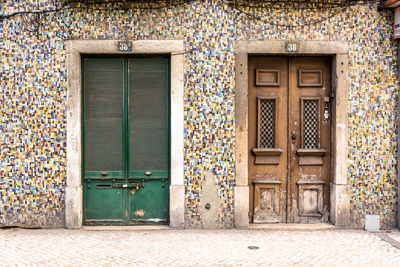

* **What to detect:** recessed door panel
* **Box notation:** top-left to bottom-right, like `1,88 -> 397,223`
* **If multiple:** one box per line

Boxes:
249,56 -> 331,223
84,180 -> 125,223
129,180 -> 169,224
128,58 -> 169,172
84,58 -> 124,173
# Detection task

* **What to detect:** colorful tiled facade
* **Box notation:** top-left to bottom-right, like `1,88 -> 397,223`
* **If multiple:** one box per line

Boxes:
0,0 -> 398,229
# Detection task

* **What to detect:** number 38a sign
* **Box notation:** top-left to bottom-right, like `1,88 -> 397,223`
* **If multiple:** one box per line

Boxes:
285,42 -> 299,52
118,41 -> 133,52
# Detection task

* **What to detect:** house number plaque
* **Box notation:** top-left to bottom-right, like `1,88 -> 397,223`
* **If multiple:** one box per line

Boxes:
118,41 -> 133,52
285,42 -> 299,52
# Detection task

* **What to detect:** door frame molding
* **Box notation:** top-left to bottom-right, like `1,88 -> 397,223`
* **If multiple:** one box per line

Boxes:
235,40 -> 350,227
65,40 -> 185,229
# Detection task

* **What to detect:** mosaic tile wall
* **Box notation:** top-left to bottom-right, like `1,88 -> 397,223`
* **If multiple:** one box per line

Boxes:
0,0 -> 398,228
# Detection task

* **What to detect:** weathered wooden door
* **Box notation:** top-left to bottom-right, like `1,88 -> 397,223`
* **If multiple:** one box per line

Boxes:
82,56 -> 169,225
248,56 -> 331,223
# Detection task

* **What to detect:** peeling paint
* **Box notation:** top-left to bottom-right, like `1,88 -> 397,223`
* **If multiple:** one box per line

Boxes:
133,210 -> 145,217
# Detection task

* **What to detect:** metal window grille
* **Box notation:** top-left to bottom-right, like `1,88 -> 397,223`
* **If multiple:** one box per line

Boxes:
303,100 -> 319,149
259,99 -> 275,148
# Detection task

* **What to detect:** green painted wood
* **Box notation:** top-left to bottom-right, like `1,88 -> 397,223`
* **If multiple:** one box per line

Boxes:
84,171 -> 124,179
83,58 -> 124,172
84,179 -> 125,224
128,170 -> 168,179
128,58 -> 169,173
83,56 -> 169,226
127,58 -> 169,223
128,180 -> 169,224
83,58 -> 125,224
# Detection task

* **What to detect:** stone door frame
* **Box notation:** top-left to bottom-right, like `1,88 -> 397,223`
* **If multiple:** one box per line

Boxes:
234,40 -> 350,227
65,40 -> 185,229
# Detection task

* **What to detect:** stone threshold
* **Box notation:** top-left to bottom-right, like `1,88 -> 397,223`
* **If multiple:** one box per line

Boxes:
248,223 -> 340,231
83,223 -> 341,231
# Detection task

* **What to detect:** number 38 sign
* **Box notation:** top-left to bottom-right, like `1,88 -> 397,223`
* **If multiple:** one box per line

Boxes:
118,41 -> 133,52
285,42 -> 299,52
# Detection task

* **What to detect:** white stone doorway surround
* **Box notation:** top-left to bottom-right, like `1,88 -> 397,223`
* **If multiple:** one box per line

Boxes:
65,40 -> 185,228
234,40 -> 351,227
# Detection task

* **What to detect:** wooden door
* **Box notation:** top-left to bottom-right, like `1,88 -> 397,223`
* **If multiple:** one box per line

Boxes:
248,56 -> 331,223
83,56 -> 169,225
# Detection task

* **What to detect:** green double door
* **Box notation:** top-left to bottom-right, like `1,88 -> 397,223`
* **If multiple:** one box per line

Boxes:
82,56 -> 169,225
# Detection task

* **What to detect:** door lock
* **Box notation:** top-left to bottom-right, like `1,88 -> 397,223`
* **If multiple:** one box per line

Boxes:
291,131 -> 296,140
133,183 -> 145,190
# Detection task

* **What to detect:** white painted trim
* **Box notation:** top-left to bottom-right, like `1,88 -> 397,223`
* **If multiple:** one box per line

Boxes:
235,40 -> 350,227
66,40 -> 185,229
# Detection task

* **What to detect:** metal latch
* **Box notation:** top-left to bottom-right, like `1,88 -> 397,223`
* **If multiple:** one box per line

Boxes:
112,183 -> 127,188
112,183 -> 145,189
132,183 -> 145,190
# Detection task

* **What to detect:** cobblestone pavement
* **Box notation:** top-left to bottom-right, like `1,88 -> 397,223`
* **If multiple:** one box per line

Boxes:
1,228 -> 400,266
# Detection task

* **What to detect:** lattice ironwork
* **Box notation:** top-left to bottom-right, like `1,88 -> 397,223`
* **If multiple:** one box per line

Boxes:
303,100 -> 319,149
259,99 -> 275,148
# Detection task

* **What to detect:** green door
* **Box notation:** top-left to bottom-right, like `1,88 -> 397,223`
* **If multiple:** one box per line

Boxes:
82,56 -> 169,225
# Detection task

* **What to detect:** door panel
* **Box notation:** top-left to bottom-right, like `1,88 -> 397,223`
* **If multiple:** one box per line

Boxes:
248,57 -> 288,223
84,58 -> 124,172
249,56 -> 331,223
128,180 -> 169,224
128,58 -> 169,172
83,58 -> 125,224
128,58 -> 169,223
84,179 -> 125,224
288,57 -> 331,223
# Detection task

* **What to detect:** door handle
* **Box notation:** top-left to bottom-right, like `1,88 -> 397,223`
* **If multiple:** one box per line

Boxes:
291,131 -> 296,140
145,171 -> 152,176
